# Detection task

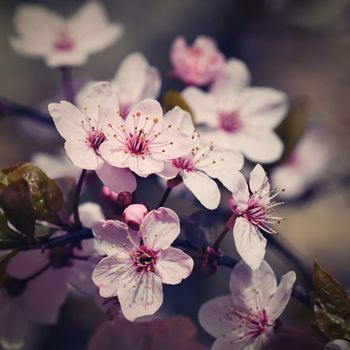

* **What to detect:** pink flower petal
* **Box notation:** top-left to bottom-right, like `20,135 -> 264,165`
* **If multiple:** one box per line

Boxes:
229,260 -> 277,311
140,208 -> 180,250
117,270 -> 163,321
92,220 -> 140,257
96,163 -> 137,193
156,247 -> 193,285
233,217 -> 267,270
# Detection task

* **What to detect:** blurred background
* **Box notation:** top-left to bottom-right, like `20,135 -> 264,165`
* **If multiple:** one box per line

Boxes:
0,0 -> 350,349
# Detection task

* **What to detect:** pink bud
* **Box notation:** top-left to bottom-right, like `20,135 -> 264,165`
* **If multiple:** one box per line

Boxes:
101,187 -> 133,209
116,192 -> 133,208
121,204 -> 148,231
101,186 -> 119,202
170,36 -> 225,86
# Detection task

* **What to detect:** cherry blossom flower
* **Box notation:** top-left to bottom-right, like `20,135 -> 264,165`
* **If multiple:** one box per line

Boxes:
92,207 -> 194,321
99,101 -> 193,177
76,52 -> 161,118
271,128 -> 332,200
0,202 -> 104,350
198,260 -> 296,350
87,316 -> 205,350
170,36 -> 225,86
158,111 -> 244,209
183,58 -> 288,163
325,340 -> 350,350
10,2 -> 123,67
48,82 -> 137,193
229,164 -> 284,269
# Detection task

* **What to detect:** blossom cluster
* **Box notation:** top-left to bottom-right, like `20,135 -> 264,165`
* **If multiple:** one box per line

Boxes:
0,2 -> 341,350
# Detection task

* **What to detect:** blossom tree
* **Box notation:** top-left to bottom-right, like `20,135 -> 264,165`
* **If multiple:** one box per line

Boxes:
0,3 -> 348,350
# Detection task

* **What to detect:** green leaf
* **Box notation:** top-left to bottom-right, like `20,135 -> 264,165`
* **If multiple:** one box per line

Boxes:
163,90 -> 194,118
1,163 -> 63,225
311,261 -> 350,341
0,179 -> 35,238
276,98 -> 309,163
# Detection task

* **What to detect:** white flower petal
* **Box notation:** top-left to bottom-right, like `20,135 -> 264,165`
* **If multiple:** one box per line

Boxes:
325,340 -> 350,350
92,220 -> 140,256
233,217 -> 267,270
112,52 -> 161,110
92,256 -> 131,298
117,270 -> 163,321
240,130 -> 284,163
163,106 -> 195,137
45,50 -> 88,68
198,295 -> 243,342
157,161 -> 179,180
65,140 -> 102,170
239,88 -> 288,129
79,82 -> 119,125
11,4 -> 62,48
96,163 -> 137,193
99,141 -> 129,168
79,202 -> 105,228
229,260 -> 277,311
182,87 -> 219,126
182,171 -> 220,210
229,171 -> 249,211
156,247 -> 193,285
210,58 -> 251,96
249,164 -> 270,196
150,130 -> 193,160
140,208 -> 180,250
48,101 -> 85,140
68,2 -> 123,53
125,99 -> 163,134
196,148 -> 244,189
266,271 -> 296,321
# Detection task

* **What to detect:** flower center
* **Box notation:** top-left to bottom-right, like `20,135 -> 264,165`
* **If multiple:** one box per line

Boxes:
232,308 -> 270,340
87,129 -> 106,155
54,32 -> 75,51
237,186 -> 284,235
172,156 -> 196,171
126,130 -> 149,156
131,245 -> 158,272
218,112 -> 241,133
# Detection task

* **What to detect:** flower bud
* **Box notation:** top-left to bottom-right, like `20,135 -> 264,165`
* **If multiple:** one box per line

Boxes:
116,191 -> 133,208
101,186 -> 119,203
170,36 -> 225,86
122,204 -> 148,231
101,187 -> 133,209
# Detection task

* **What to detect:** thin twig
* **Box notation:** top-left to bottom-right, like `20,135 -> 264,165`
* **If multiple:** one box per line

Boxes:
213,227 -> 229,251
22,227 -> 311,307
0,97 -> 53,126
157,187 -> 172,208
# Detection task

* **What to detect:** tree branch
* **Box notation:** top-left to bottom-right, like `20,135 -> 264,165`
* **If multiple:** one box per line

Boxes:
0,97 -> 53,126
25,226 -> 311,307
